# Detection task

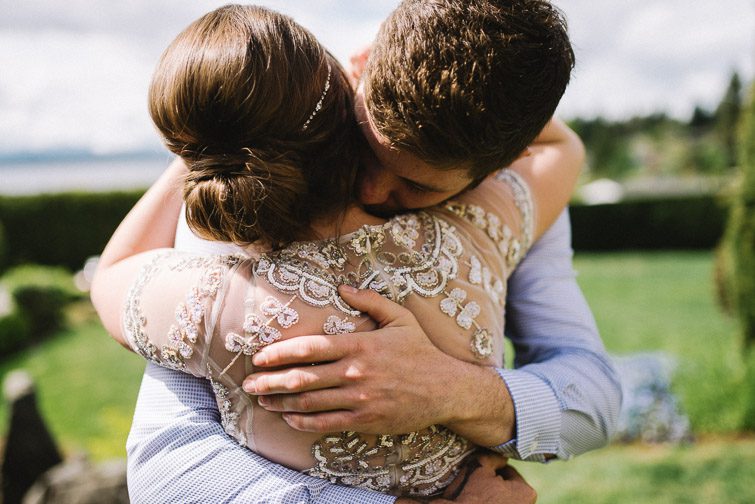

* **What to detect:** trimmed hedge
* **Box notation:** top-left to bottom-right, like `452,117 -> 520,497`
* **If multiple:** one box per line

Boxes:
0,190 -> 730,271
570,195 -> 728,251
0,190 -> 142,271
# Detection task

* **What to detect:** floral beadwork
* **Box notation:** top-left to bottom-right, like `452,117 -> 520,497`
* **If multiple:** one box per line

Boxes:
124,253 -> 238,369
439,288 -> 493,359
207,365 -> 246,446
260,296 -> 300,328
443,168 -> 533,271
123,253 -> 165,363
471,329 -> 494,360
307,426 -> 475,497
390,214 -> 421,249
253,257 -> 359,316
253,212 -> 464,313
494,170 -> 534,252
224,295 -> 299,357
348,225 -> 386,255
161,265 -> 231,370
440,288 -> 481,330
467,256 -> 506,307
323,315 -> 356,335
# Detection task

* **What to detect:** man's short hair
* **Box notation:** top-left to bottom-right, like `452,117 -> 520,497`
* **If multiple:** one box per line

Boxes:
364,0 -> 575,180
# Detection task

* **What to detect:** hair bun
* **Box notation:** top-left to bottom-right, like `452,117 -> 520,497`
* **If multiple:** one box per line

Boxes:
185,148 -> 258,180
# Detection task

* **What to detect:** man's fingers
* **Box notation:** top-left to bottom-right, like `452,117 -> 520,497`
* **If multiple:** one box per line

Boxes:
257,387 -> 357,413
337,285 -> 411,327
495,465 -> 527,483
243,362 -> 343,395
477,452 -> 509,471
281,410 -> 359,433
251,335 -> 350,367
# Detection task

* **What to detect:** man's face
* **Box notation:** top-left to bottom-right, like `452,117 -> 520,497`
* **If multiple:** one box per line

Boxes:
355,88 -> 474,217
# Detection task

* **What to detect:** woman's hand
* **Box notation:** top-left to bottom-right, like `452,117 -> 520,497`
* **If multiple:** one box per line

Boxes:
348,45 -> 372,88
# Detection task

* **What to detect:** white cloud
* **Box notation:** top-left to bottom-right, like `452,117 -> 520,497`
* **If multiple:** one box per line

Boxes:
0,0 -> 752,154
555,0 -> 754,118
0,30 -> 157,153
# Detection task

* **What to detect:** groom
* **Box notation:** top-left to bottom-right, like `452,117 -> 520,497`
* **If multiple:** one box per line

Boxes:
127,1 -> 621,502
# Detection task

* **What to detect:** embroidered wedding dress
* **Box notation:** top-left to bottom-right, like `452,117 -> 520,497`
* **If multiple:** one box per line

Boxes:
122,171 -> 533,497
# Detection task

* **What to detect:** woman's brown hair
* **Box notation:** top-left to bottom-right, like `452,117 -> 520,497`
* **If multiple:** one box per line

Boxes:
149,4 -> 360,249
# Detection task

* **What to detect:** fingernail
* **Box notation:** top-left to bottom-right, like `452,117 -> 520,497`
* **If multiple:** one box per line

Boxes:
339,284 -> 358,294
253,352 -> 268,366
257,396 -> 269,406
243,380 -> 256,394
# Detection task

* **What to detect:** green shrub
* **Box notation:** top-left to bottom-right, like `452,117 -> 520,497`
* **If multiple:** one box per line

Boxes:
0,190 -> 142,270
720,83 -> 755,346
1,264 -> 82,300
0,312 -> 31,356
570,194 -> 728,251
0,264 -> 78,357
12,285 -> 69,337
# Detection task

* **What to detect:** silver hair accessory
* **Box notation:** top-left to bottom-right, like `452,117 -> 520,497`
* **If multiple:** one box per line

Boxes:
302,63 -> 332,131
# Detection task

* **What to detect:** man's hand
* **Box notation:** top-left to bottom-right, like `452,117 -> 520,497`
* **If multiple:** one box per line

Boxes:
243,286 -> 515,446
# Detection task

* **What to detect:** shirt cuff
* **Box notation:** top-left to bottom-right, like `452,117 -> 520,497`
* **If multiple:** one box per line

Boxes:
488,368 -> 562,461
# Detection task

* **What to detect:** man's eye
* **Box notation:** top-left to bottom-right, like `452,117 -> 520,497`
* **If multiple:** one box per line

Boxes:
405,181 -> 431,194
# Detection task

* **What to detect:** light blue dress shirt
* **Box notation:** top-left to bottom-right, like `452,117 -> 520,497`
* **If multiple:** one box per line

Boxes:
126,210 -> 621,503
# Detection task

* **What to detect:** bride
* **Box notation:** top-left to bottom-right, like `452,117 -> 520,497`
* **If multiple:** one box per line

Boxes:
92,4 -> 580,499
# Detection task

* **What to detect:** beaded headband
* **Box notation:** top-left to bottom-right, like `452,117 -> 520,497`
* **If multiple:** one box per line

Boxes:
301,63 -> 332,131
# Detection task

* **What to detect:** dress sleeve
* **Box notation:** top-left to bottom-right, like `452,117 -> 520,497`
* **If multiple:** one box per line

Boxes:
121,250 -> 244,378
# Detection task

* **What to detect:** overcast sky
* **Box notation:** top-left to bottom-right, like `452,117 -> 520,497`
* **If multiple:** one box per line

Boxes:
0,0 -> 753,156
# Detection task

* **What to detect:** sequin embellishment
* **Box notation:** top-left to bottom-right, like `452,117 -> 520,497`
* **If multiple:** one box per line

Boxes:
323,315 -> 356,335
307,426 -> 475,496
224,296 -> 299,357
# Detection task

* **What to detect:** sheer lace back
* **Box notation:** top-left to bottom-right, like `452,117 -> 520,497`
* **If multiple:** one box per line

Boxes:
122,170 -> 533,497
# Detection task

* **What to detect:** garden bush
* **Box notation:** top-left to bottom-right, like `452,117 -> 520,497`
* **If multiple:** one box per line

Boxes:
0,264 -> 78,357
12,285 -> 69,337
0,190 -> 142,270
0,312 -> 31,356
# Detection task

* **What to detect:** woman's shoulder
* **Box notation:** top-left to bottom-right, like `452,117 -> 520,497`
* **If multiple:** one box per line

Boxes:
429,169 -> 535,271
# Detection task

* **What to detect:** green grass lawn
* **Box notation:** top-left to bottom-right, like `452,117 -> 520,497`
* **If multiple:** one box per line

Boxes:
0,303 -> 145,459
0,251 -> 752,501
573,252 -> 747,433
515,435 -> 755,504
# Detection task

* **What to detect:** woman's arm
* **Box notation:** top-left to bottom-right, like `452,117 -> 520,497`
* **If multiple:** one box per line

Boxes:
90,158 -> 187,347
508,117 -> 584,240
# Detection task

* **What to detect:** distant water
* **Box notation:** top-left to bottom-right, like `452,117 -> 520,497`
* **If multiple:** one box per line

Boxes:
0,157 -> 171,196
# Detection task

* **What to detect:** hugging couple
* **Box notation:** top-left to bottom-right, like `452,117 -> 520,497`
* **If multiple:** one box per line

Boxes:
92,1 -> 621,502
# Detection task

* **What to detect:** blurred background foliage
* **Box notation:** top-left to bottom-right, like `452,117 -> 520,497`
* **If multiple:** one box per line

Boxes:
571,72 -> 745,183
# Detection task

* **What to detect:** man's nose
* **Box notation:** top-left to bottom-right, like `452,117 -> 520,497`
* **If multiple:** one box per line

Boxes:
359,165 -> 394,206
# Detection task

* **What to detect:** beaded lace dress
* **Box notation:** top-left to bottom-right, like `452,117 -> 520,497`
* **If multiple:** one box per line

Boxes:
122,171 -> 533,497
